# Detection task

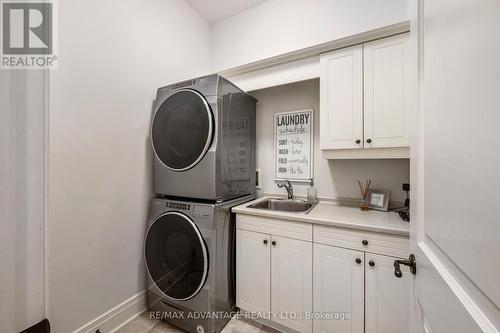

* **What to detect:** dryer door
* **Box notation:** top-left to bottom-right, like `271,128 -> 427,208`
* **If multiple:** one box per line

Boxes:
145,212 -> 209,301
152,89 -> 214,171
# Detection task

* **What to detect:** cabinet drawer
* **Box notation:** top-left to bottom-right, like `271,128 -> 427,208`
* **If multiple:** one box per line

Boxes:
313,225 -> 409,258
236,214 -> 312,242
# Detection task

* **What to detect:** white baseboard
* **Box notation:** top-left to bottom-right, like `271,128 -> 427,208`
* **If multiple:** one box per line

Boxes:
72,290 -> 147,333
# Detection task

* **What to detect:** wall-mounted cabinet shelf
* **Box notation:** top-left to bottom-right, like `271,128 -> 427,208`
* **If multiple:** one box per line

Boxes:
322,147 -> 409,160
219,25 -> 411,159
320,33 -> 410,159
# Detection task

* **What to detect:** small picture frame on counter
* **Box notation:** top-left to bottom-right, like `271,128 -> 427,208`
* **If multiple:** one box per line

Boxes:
367,189 -> 390,211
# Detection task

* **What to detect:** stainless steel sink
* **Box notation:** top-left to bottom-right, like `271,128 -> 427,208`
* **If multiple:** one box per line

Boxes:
248,198 -> 317,214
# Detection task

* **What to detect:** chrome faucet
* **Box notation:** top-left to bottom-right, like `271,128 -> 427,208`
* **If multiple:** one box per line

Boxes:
277,180 -> 293,200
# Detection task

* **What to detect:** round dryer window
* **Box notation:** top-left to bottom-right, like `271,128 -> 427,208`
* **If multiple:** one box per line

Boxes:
145,212 -> 208,301
151,89 -> 214,171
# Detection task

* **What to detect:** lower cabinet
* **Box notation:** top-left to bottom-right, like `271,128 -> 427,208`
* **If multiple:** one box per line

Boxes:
365,254 -> 410,333
236,229 -> 270,314
313,244 -> 364,333
236,229 -> 313,333
271,236 -> 312,333
236,214 -> 410,333
313,246 -> 411,333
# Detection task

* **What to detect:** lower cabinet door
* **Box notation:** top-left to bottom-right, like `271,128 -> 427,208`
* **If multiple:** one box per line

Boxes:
236,229 -> 271,314
313,243 -> 364,333
365,254 -> 410,333
271,235 -> 313,333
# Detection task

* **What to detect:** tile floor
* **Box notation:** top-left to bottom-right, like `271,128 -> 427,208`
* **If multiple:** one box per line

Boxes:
116,311 -> 280,333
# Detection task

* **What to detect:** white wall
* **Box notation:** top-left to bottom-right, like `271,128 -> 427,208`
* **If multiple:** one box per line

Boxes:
211,0 -> 408,71
0,72 -> 16,333
0,70 -> 48,332
251,79 -> 410,202
0,72 -> 13,333
47,0 -> 211,332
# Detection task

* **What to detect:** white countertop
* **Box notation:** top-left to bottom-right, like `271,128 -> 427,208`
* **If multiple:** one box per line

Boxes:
233,196 -> 410,237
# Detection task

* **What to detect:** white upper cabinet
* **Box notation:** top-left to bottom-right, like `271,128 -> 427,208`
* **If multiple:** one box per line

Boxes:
320,33 -> 409,158
320,45 -> 363,150
364,34 -> 409,148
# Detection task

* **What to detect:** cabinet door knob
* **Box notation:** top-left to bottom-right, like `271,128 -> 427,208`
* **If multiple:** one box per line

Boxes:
271,240 -> 277,246
366,138 -> 372,143
355,139 -> 361,144
362,240 -> 368,246
263,239 -> 268,245
355,258 -> 362,264
369,260 -> 375,267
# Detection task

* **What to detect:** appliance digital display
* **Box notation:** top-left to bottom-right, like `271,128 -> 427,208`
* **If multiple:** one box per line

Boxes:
166,202 -> 191,210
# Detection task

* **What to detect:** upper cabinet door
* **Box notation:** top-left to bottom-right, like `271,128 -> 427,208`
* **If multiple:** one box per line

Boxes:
313,243 -> 364,333
271,235 -> 313,333
320,45 -> 363,150
363,34 -> 409,148
236,229 -> 271,314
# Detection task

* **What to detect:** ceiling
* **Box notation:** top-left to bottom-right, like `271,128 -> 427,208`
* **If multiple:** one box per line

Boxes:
186,0 -> 269,23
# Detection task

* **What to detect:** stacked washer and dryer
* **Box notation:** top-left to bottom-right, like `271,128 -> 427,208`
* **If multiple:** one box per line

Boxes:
145,75 -> 257,333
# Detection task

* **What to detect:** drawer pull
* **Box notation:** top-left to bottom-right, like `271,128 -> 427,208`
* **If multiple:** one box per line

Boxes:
369,260 -> 375,267
355,258 -> 362,264
362,239 -> 369,246
271,240 -> 277,246
263,239 -> 268,245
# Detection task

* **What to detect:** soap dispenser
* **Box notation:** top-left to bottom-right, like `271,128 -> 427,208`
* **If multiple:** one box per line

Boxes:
307,181 -> 317,204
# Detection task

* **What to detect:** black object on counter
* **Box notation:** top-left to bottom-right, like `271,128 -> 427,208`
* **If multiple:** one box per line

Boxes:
398,183 -> 410,222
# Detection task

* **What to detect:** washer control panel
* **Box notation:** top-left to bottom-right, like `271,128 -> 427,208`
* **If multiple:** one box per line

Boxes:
160,200 -> 213,221
166,202 -> 191,211
155,199 -> 215,229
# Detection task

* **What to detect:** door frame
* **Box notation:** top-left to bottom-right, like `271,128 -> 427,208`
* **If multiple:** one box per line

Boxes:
0,70 -> 49,331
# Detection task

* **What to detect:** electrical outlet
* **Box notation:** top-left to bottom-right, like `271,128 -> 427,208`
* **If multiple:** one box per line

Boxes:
256,168 -> 262,189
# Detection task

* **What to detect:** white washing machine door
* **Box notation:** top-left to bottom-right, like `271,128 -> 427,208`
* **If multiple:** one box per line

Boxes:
151,89 -> 214,171
145,212 -> 209,301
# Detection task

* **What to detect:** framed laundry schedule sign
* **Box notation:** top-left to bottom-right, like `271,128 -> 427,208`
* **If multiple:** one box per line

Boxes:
274,109 -> 313,182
